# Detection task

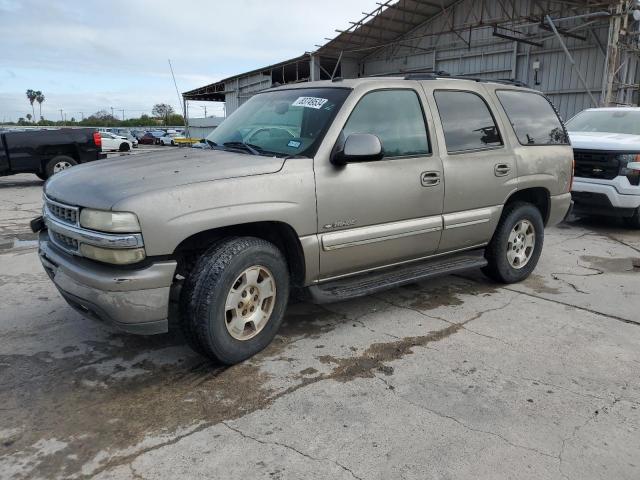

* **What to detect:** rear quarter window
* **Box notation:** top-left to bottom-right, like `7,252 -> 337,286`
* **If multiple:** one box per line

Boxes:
496,90 -> 569,145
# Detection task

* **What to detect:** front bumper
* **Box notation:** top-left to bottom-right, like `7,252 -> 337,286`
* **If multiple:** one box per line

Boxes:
572,177 -> 640,210
39,231 -> 177,335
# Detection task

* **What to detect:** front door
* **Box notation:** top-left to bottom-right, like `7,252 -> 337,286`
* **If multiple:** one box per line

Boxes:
424,86 -> 517,253
314,87 -> 444,280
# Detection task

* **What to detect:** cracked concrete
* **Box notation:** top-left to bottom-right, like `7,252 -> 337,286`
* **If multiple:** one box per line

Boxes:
0,173 -> 639,479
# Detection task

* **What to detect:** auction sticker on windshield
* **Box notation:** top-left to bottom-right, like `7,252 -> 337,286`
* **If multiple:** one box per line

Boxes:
292,97 -> 329,109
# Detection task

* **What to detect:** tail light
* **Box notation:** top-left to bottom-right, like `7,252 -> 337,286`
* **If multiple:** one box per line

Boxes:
93,131 -> 102,148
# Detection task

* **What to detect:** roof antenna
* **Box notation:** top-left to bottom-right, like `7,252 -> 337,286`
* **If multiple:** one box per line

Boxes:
168,59 -> 189,137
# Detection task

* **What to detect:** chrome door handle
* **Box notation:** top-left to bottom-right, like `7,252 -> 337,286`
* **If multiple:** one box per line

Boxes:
421,171 -> 441,187
494,163 -> 511,177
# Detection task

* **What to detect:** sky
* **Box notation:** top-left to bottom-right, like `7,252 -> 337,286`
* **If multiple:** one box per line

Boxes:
0,0 -> 375,122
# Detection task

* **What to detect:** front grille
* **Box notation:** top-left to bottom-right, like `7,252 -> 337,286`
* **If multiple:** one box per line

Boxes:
45,198 -> 78,225
50,230 -> 79,252
573,150 -> 620,180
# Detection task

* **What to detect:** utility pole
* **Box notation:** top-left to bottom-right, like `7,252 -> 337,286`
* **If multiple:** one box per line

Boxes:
121,109 -> 125,121
59,109 -> 64,123
79,112 -> 84,121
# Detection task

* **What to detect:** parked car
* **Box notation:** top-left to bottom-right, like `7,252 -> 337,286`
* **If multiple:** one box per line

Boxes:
122,133 -> 139,148
99,132 -> 132,152
0,128 -> 105,179
159,132 -> 185,146
146,130 -> 166,145
131,130 -> 146,140
566,107 -> 640,228
33,76 -> 572,364
138,132 -> 158,145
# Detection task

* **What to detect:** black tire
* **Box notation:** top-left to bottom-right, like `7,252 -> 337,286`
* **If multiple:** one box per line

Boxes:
119,143 -> 130,152
482,202 -> 544,284
44,155 -> 77,178
180,237 -> 290,364
623,209 -> 640,229
35,172 -> 48,181
171,140 -> 175,146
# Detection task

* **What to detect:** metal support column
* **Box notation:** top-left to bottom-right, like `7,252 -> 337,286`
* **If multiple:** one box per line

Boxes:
545,15 -> 598,107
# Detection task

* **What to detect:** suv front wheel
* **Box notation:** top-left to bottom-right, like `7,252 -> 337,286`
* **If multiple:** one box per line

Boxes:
482,202 -> 544,284
180,237 -> 290,364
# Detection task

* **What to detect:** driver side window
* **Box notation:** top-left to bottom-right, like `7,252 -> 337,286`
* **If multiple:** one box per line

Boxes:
342,89 -> 430,158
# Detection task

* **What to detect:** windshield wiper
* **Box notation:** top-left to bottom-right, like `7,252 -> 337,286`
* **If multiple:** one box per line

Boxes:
223,141 -> 260,155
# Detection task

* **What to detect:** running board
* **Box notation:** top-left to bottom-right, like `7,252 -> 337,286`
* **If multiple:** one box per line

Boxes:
306,250 -> 487,304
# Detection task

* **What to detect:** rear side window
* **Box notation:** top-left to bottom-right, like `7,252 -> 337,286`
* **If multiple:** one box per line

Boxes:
343,89 -> 430,157
434,90 -> 503,153
496,90 -> 569,145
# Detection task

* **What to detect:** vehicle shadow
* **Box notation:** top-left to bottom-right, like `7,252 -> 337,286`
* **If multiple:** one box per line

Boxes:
563,213 -> 634,233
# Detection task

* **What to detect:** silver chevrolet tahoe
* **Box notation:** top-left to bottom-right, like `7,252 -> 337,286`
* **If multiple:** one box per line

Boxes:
35,75 -> 573,364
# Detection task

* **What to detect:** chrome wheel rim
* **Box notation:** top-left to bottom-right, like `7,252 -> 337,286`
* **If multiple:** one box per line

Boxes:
53,161 -> 72,173
507,220 -> 535,269
224,265 -> 276,341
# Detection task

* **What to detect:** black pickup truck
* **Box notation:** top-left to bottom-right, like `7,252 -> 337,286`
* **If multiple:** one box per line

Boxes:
0,128 -> 106,180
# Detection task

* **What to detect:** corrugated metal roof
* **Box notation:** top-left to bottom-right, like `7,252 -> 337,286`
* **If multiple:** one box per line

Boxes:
183,1 -> 461,100
316,0 -> 462,58
183,54 -> 310,101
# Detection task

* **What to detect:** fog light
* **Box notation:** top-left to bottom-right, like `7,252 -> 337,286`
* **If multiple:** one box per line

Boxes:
80,244 -> 146,265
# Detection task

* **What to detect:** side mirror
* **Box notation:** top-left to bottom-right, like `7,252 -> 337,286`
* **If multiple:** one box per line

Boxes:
331,133 -> 384,166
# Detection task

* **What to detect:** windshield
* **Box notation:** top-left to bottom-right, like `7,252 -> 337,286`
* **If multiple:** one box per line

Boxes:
566,110 -> 640,136
206,88 -> 351,157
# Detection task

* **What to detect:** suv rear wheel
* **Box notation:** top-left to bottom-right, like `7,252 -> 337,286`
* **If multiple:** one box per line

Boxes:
179,237 -> 290,364
482,202 -> 544,283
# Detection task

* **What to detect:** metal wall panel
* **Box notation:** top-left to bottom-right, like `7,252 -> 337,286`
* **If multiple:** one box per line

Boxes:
358,0 -> 635,120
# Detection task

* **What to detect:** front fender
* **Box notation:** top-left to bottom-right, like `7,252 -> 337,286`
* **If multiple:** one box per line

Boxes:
112,159 -> 317,257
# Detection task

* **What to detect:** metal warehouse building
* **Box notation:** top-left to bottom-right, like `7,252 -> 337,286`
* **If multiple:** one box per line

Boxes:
183,0 -> 640,121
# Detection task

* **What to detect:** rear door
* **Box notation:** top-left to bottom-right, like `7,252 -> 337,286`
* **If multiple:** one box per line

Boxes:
314,85 -> 444,280
423,84 -> 517,253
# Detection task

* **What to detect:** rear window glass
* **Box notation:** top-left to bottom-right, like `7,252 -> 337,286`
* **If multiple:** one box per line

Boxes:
496,90 -> 569,145
434,90 -> 503,153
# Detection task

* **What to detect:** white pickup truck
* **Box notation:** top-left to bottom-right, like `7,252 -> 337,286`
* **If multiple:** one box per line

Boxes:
566,107 -> 640,228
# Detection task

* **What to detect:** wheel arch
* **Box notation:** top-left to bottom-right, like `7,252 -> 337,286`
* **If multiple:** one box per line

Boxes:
173,221 -> 307,287
39,148 -> 79,173
504,187 -> 550,225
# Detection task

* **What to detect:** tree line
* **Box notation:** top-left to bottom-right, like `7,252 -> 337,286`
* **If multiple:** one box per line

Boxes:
9,92 -> 184,127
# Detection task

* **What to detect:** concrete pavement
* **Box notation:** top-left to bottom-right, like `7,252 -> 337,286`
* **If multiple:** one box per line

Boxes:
0,173 -> 638,479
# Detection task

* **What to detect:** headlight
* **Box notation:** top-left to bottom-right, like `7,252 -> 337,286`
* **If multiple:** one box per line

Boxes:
79,244 -> 146,265
617,153 -> 640,186
80,209 -> 141,233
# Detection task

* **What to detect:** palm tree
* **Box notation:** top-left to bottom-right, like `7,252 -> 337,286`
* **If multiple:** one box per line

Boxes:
26,113 -> 32,123
26,89 -> 37,120
35,91 -> 45,119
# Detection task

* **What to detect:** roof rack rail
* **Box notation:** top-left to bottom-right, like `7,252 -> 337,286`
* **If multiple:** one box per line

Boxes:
493,78 -> 531,87
365,70 -> 530,88
403,72 -> 530,88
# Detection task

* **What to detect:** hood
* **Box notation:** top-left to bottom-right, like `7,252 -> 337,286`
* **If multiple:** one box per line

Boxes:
568,131 -> 640,151
45,148 -> 285,209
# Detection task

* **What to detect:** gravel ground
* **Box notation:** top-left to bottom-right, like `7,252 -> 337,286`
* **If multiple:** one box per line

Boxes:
0,172 -> 639,480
